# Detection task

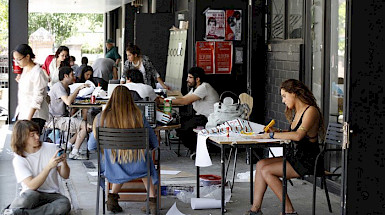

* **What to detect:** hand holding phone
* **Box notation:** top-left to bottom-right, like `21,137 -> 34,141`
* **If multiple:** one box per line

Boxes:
57,149 -> 64,157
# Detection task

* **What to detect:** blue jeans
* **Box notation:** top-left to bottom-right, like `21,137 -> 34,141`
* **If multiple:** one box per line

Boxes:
88,131 -> 97,151
10,190 -> 71,215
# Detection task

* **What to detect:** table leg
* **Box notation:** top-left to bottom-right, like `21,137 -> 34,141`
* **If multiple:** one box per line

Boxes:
282,144 -> 287,215
221,145 -> 225,214
249,147 -> 253,204
196,166 -> 200,198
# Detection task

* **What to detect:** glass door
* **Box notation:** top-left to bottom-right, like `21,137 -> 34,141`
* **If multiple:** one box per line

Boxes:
327,0 -> 346,184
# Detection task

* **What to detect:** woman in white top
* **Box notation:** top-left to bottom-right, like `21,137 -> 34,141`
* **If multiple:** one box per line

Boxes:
13,44 -> 49,134
42,46 -> 70,88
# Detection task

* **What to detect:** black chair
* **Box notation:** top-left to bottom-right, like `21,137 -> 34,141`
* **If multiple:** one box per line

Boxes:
96,127 -> 159,215
312,122 -> 343,215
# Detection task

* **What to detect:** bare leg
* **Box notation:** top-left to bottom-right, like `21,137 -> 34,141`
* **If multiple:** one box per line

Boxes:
260,160 -> 300,213
73,121 -> 87,150
142,177 -> 156,198
250,157 -> 283,212
111,183 -> 123,193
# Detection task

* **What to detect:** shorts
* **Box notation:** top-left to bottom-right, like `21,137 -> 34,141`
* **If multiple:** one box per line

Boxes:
46,116 -> 84,134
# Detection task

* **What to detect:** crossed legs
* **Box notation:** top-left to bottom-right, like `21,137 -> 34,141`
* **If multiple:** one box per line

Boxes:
250,157 -> 300,213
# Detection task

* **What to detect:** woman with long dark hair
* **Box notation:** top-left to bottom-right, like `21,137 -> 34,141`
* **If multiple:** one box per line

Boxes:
13,44 -> 49,134
247,79 -> 324,215
42,46 -> 70,87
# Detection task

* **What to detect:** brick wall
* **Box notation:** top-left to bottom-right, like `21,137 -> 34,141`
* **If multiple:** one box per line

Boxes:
264,40 -> 302,129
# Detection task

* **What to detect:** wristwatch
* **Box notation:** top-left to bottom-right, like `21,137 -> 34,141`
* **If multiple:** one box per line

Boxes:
269,132 -> 275,139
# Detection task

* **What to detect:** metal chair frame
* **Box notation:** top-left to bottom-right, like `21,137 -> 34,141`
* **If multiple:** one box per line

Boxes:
312,122 -> 343,215
96,127 -> 159,215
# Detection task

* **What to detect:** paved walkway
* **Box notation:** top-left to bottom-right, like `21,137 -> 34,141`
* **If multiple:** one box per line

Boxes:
0,124 -> 342,215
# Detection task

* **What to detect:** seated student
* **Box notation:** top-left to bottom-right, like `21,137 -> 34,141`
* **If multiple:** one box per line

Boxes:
74,56 -> 88,79
4,120 -> 71,215
124,69 -> 158,102
158,67 -> 219,156
48,66 -> 90,160
93,85 -> 158,213
246,79 -> 324,215
76,65 -> 95,84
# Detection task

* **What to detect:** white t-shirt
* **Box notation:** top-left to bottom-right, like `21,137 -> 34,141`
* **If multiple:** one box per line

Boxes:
125,82 -> 157,101
13,142 -> 62,194
17,64 -> 49,121
189,82 -> 219,118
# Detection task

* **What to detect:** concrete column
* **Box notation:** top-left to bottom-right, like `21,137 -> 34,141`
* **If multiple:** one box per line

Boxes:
8,0 -> 28,122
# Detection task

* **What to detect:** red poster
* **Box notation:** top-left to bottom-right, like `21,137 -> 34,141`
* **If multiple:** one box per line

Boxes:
215,41 -> 233,74
225,10 -> 242,41
196,41 -> 215,74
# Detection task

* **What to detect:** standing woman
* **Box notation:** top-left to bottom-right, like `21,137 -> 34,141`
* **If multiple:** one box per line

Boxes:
122,43 -> 170,89
93,85 -> 159,213
42,46 -> 70,88
13,44 -> 49,134
247,79 -> 324,215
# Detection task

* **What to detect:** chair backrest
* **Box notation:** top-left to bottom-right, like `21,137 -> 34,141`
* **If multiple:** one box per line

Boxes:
96,127 -> 149,151
324,122 -> 343,148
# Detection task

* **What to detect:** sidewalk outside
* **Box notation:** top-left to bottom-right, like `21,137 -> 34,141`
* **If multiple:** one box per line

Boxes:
0,124 -> 341,215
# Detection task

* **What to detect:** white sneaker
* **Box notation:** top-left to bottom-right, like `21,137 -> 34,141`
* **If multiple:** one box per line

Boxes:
69,152 -> 88,160
2,209 -> 15,215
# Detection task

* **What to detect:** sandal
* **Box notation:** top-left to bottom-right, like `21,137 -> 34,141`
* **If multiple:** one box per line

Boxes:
245,210 -> 263,215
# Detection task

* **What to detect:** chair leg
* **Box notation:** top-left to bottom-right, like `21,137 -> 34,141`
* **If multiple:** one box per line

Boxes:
322,176 -> 333,213
312,175 -> 317,215
102,189 -> 105,214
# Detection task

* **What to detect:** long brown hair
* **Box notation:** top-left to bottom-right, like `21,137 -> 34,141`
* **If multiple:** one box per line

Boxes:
11,120 -> 41,157
280,79 -> 325,138
101,85 -> 144,163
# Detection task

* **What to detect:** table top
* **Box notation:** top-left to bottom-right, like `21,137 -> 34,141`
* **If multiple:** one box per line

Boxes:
154,124 -> 181,131
207,134 -> 288,145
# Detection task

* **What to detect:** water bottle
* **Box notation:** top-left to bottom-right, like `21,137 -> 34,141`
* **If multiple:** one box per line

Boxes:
163,99 -> 172,115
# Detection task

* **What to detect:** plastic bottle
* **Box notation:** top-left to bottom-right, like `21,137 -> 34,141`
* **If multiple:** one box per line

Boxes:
163,99 -> 172,115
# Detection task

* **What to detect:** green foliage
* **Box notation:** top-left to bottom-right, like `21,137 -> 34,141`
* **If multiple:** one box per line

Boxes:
28,13 -> 103,47
0,0 -> 8,54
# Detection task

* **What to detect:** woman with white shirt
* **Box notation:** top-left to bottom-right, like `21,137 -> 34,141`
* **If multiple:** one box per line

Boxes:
42,46 -> 70,88
13,44 -> 49,134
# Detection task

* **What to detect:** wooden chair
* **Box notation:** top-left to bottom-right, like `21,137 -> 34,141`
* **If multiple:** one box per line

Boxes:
96,127 -> 160,215
312,122 -> 343,215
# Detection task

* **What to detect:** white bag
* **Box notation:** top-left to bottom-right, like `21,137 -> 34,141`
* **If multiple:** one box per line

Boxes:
206,91 -> 249,128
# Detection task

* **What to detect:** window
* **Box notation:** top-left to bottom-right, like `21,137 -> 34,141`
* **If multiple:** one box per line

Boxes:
269,0 -> 303,39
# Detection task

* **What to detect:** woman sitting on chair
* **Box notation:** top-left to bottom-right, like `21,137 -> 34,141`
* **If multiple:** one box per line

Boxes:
247,79 -> 324,215
93,85 -> 158,213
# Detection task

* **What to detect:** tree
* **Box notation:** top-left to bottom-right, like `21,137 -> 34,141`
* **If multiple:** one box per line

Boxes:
28,13 -> 103,46
0,0 -> 8,55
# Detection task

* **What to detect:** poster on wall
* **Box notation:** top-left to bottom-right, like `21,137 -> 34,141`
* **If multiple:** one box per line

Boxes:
205,10 -> 225,40
225,10 -> 242,41
196,41 -> 215,74
215,41 -> 233,74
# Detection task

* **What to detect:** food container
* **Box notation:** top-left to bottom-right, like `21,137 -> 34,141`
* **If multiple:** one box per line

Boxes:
199,174 -> 222,186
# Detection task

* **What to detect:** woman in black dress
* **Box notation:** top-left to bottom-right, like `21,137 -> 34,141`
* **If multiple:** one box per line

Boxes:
247,79 -> 324,215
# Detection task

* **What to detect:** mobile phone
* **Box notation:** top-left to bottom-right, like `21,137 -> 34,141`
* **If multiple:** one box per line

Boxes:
57,149 -> 64,157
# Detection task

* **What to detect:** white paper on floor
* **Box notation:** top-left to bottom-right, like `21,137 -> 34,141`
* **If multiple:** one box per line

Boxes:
191,197 -> 222,209
195,134 -> 212,167
161,170 -> 181,175
87,172 -> 98,177
166,202 -> 185,215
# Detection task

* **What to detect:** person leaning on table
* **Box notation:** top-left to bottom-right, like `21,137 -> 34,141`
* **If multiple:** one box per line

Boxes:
158,67 -> 219,157
246,79 -> 324,215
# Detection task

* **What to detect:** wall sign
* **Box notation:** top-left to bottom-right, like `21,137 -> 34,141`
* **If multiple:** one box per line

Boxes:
196,41 -> 215,74
225,10 -> 242,41
215,41 -> 233,74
